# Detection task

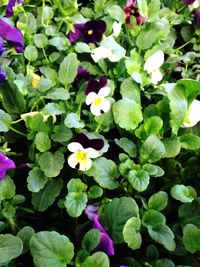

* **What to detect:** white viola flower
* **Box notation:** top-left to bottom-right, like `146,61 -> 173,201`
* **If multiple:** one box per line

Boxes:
112,21 -> 122,37
188,0 -> 199,11
67,142 -> 99,171
86,86 -> 111,116
144,50 -> 165,84
182,99 -> 200,127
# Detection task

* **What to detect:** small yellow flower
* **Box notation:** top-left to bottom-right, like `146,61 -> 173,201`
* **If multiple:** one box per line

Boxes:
32,73 -> 41,88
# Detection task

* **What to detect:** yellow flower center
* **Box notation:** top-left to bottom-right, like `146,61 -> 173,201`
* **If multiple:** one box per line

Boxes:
75,151 -> 88,163
94,97 -> 103,106
88,30 -> 93,35
152,69 -> 158,73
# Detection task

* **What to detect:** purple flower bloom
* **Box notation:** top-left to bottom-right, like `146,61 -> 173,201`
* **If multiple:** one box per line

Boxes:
73,133 -> 104,150
85,76 -> 107,95
75,66 -> 90,83
0,68 -> 6,84
0,19 -> 24,53
68,20 -> 106,44
119,266 -> 128,267
0,153 -> 15,180
85,205 -> 115,256
194,10 -> 200,27
5,0 -> 23,18
0,39 -> 5,56
123,0 -> 147,27
184,0 -> 196,5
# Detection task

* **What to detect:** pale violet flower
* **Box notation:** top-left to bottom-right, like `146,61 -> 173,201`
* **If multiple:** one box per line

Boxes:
112,21 -> 122,37
182,99 -> 200,127
91,36 -> 126,62
67,133 -> 104,171
86,87 -> 111,116
144,50 -> 164,84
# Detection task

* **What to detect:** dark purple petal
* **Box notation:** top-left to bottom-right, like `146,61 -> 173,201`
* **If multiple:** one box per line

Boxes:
119,265 -> 128,267
85,76 -> 107,95
0,19 -> 24,53
18,0 -> 23,3
194,10 -> 200,28
75,66 -> 90,83
68,23 -> 86,43
184,0 -> 196,5
93,214 -> 106,234
74,133 -> 104,150
0,39 -> 5,56
0,68 -> 6,84
96,232 -> 115,256
136,15 -> 147,25
82,20 -> 106,44
0,153 -> 15,180
85,205 -> 99,220
5,0 -> 16,18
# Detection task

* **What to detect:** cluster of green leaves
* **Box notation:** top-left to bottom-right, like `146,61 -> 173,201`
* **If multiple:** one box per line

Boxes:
0,0 -> 200,266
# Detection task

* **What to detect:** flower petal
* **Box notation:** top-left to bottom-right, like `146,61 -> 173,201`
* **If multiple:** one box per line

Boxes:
183,99 -> 200,127
79,156 -> 92,171
85,205 -> 99,220
85,147 -> 100,158
0,170 -> 6,180
144,50 -> 164,73
67,142 -> 83,152
86,92 -> 97,105
90,103 -> 102,116
91,46 -> 111,62
150,68 -> 163,84
68,153 -> 79,169
0,68 -> 6,84
98,87 -> 111,97
97,232 -> 115,256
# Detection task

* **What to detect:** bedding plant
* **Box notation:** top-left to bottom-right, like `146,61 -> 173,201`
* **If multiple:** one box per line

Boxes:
0,0 -> 200,266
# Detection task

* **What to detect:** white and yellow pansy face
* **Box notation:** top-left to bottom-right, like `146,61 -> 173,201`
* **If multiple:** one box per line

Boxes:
67,142 -> 100,171
86,86 -> 111,116
188,0 -> 199,10
183,99 -> 200,128
150,68 -> 163,85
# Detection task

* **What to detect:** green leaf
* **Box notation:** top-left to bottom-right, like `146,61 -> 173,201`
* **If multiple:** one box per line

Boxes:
27,167 -> 48,193
154,259 -> 175,267
75,43 -> 91,53
0,176 -> 15,201
24,45 -> 38,61
45,88 -> 70,100
67,178 -> 87,193
35,132 -> 51,152
142,210 -> 166,228
42,103 -> 65,115
148,191 -> 168,211
120,78 -> 141,104
128,169 -> 150,192
180,134 -> 200,150
0,109 -> 11,132
87,157 -> 119,190
164,84 -> 187,134
88,185 -> 103,199
171,184 -> 194,203
142,163 -> 164,177
64,113 -> 85,129
162,137 -> 181,158
147,225 -> 175,251
183,224 -> 200,253
49,37 -> 67,51
123,217 -> 142,250
101,197 -> 139,243
136,26 -> 159,50
58,53 -> 79,86
140,135 -> 166,163
34,34 -> 48,48
177,79 -> 200,104
82,229 -> 101,252
17,226 -> 35,254
30,231 -> 74,267
38,78 -> 55,92
178,198 -> 200,227
144,116 -> 163,136
51,125 -> 72,144
0,234 -> 23,264
0,80 -> 26,114
42,6 -> 54,24
115,138 -> 137,158
107,5 -> 125,23
32,179 -> 63,211
65,192 -> 87,218
148,0 -> 160,18
113,98 -> 143,131
38,151 -> 65,177
82,252 -> 109,267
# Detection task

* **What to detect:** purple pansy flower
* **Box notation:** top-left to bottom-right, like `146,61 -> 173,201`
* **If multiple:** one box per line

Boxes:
85,205 -> 115,256
119,266 -> 128,267
0,39 -> 5,56
123,0 -> 147,27
68,20 -> 106,44
0,19 -> 24,53
184,0 -> 196,4
67,133 -> 104,171
194,10 -> 200,27
0,68 -> 6,84
0,153 -> 15,180
75,66 -> 90,83
5,0 -> 23,18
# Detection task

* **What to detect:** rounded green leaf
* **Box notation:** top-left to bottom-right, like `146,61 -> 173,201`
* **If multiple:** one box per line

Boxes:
128,169 -> 150,192
30,231 -> 74,267
67,178 -> 87,193
148,191 -> 168,211
38,151 -> 64,177
35,132 -> 51,152
82,229 -> 101,252
64,113 -> 85,129
34,34 -> 48,48
27,167 -> 48,193
0,176 -> 15,201
183,224 -> 200,253
82,252 -> 109,267
142,210 -> 166,228
24,45 -> 38,61
113,98 -> 143,131
180,134 -> 200,150
0,234 -> 23,264
88,185 -> 103,198
162,137 -> 181,158
144,116 -> 163,136
0,109 -> 12,132
65,192 -> 87,218
171,184 -> 194,203
17,226 -> 35,254
123,217 -> 142,250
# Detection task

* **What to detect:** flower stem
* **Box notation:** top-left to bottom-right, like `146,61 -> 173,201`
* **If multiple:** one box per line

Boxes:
9,126 -> 27,137
177,40 -> 191,50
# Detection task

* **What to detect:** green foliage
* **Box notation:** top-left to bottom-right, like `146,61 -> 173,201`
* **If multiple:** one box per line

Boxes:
123,217 -> 142,250
183,224 -> 200,253
0,176 -> 15,201
82,229 -> 101,252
